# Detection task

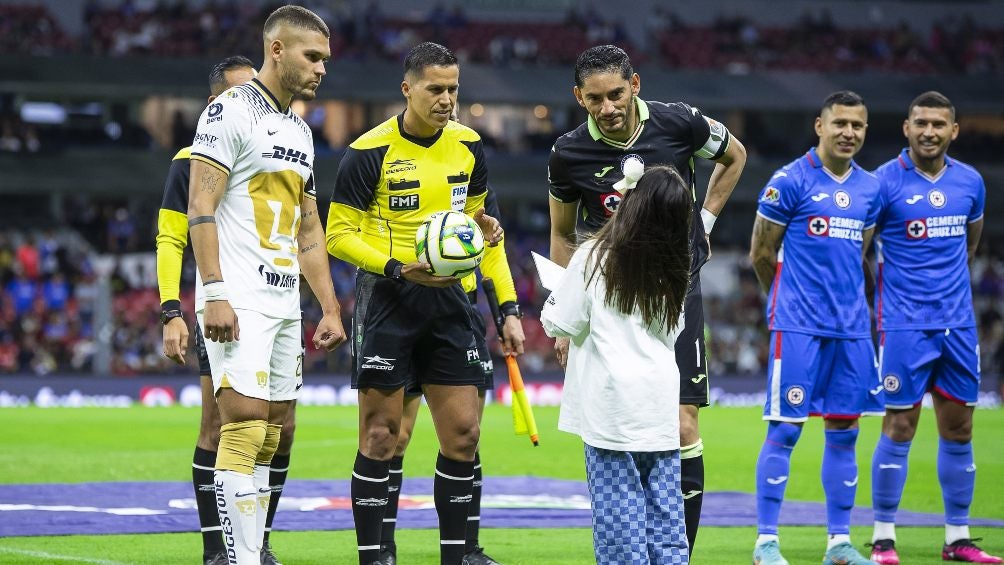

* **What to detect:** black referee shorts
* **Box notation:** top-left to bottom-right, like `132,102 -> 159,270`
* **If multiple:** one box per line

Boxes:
352,271 -> 488,390
404,291 -> 494,395
675,273 -> 710,407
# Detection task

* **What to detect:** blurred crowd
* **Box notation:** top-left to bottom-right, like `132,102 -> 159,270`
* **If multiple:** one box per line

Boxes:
1,1 -> 1001,75
2,220 -> 1003,384
0,230 -> 98,375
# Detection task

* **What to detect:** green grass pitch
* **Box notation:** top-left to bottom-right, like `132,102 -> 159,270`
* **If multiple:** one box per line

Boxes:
0,404 -> 1001,564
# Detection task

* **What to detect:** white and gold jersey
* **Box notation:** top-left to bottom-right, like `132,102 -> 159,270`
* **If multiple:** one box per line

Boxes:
190,79 -> 316,319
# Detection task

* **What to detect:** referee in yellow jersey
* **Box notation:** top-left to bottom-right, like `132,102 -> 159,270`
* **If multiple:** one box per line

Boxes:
326,42 -> 502,565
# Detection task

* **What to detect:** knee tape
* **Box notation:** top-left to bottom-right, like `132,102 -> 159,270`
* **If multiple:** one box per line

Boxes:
255,424 -> 282,466
217,420 -> 267,475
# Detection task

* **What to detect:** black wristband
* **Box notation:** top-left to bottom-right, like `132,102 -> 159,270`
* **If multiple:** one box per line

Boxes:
500,301 -> 522,319
384,259 -> 405,281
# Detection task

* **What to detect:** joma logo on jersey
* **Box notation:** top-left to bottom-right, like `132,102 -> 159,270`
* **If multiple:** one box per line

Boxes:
386,158 -> 417,174
261,145 -> 310,168
389,194 -> 419,210
258,265 -> 296,289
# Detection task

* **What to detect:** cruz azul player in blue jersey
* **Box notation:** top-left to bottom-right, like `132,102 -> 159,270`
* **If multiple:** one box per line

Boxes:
748,91 -> 883,565
865,92 -> 999,565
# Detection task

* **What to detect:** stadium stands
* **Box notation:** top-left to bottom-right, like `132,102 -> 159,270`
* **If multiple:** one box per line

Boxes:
1,2 -> 1000,75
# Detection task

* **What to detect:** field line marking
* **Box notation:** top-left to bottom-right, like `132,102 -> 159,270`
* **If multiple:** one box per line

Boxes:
0,546 -> 133,565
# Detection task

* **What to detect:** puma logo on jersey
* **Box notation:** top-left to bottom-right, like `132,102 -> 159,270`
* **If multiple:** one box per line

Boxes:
812,192 -> 830,202
906,195 -> 923,204
594,166 -> 615,178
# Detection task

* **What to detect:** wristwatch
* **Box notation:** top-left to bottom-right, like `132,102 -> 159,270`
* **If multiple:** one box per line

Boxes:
160,309 -> 183,325
500,301 -> 523,319
390,263 -> 404,282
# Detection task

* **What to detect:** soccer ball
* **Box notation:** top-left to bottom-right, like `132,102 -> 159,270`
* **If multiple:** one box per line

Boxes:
415,211 -> 485,277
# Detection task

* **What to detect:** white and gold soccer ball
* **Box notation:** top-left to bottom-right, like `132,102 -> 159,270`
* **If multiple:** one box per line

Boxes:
415,211 -> 485,277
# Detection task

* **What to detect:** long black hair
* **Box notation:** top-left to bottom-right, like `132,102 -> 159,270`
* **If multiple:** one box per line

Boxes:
587,165 -> 692,331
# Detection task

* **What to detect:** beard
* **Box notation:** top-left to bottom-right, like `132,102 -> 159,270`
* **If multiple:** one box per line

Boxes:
280,64 -> 317,100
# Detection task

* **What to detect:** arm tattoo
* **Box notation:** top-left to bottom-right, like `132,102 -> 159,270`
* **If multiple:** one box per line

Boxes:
301,209 -> 317,220
200,169 -> 224,193
300,242 -> 319,254
188,216 -> 216,227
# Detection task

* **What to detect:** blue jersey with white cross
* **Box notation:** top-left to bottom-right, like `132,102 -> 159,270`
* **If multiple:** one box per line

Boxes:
873,149 -> 985,330
756,148 -> 881,338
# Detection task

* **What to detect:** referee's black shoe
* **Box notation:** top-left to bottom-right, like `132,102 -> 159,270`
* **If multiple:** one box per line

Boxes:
204,551 -> 228,565
463,546 -> 502,565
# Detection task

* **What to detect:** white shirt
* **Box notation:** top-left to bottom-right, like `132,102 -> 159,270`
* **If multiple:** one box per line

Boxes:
541,240 -> 683,452
190,79 -> 316,319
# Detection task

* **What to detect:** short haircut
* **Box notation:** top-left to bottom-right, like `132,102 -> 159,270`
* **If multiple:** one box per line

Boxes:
574,45 -> 633,88
909,90 -> 955,121
821,90 -> 865,113
263,5 -> 330,41
208,55 -> 255,95
403,42 -> 458,78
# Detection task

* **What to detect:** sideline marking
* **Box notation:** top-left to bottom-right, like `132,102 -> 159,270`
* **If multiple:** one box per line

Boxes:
0,546 -> 132,565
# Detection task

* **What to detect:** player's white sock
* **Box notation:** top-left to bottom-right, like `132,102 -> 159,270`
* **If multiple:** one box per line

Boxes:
253,464 -> 272,549
756,533 -> 779,547
216,469 -> 260,565
946,524 -> 971,545
827,533 -> 851,550
873,520 -> 896,542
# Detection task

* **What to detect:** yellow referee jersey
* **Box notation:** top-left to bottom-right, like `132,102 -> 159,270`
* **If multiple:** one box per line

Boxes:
326,113 -> 516,304
155,146 -> 193,307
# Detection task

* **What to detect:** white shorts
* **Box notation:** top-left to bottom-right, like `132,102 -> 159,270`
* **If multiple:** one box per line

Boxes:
198,308 -> 303,402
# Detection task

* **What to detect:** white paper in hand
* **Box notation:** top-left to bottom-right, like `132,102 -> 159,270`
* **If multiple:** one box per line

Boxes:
531,251 -> 566,291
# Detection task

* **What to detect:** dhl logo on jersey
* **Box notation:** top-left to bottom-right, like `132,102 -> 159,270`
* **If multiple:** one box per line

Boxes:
261,145 -> 311,168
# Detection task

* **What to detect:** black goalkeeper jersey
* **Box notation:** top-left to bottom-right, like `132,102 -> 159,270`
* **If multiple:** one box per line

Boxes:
548,97 -> 731,273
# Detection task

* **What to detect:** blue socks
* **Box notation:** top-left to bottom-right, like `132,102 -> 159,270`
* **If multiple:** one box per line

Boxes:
938,438 -> 975,526
872,434 -> 911,523
822,428 -> 859,535
756,421 -> 802,535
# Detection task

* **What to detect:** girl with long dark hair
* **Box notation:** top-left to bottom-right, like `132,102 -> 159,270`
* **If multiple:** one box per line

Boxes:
542,165 -> 693,564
